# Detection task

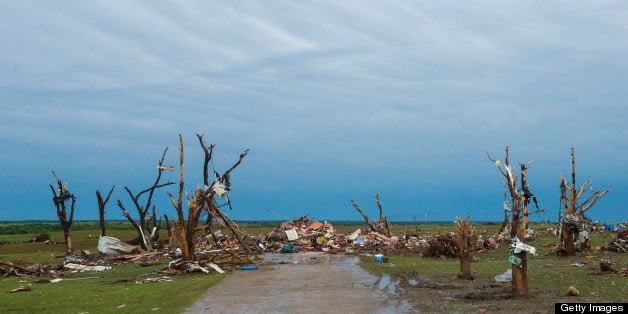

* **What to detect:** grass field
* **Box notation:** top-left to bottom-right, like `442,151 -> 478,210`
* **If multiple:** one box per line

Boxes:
1,221 -> 626,313
1,225 -> 224,313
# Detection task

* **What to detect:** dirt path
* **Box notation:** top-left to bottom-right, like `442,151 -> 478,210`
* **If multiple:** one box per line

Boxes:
183,252 -> 413,313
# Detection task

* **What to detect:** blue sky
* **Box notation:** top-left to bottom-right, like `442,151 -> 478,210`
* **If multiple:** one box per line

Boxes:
1,1 -> 626,223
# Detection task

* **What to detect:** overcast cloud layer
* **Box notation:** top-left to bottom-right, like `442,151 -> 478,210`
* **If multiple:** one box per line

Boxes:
1,1 -> 626,222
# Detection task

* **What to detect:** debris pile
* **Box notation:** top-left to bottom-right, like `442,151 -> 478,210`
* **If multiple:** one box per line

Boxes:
605,230 -> 627,253
0,260 -> 52,277
260,214 -> 419,255
263,216 -> 349,253
423,233 -> 459,259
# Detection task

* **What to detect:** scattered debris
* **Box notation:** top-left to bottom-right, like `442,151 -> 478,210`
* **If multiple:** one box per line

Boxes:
27,232 -> 50,243
494,269 -> 512,283
0,260 -> 51,277
511,237 -> 536,255
240,265 -> 258,270
137,276 -> 172,284
208,263 -> 225,274
482,237 -> 498,250
424,233 -> 459,259
98,236 -> 140,255
63,263 -> 112,273
374,254 -> 385,264
8,283 -> 32,293
604,230 -> 627,253
566,286 -> 580,296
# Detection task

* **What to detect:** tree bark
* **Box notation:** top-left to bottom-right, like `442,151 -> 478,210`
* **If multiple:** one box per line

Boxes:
96,186 -> 115,237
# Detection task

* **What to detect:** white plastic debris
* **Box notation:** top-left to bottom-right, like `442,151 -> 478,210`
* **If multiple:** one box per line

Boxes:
511,236 -> 537,255
208,262 -> 225,274
494,269 -> 512,282
212,178 -> 228,198
285,228 -> 299,241
98,236 -> 137,255
578,231 -> 589,244
157,165 -> 174,171
64,263 -> 112,273
348,229 -> 362,241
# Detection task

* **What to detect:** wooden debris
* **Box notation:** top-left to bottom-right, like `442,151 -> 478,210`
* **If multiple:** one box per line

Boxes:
8,283 -> 32,293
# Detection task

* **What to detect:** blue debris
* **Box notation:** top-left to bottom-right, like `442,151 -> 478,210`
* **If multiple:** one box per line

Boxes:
240,265 -> 258,271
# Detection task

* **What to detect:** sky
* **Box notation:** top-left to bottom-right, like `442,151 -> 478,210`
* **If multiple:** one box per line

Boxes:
1,1 -> 626,223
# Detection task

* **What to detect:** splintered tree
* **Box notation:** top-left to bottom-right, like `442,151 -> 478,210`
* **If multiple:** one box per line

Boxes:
169,134 -> 258,262
117,148 -> 174,251
49,171 -> 76,255
96,186 -> 115,237
558,147 -> 610,256
487,146 -> 540,296
455,215 -> 475,280
351,193 -> 391,237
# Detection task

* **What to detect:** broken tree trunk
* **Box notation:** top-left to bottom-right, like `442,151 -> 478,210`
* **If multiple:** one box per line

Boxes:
96,186 -> 115,237
168,133 -> 253,262
487,146 -> 536,296
50,171 -> 75,256
558,147 -> 610,256
455,215 -> 475,280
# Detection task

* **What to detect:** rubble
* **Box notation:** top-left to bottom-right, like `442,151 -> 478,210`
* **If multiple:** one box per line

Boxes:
262,216 -> 350,253
423,233 -> 459,259
605,230 -> 627,253
260,216 -> 413,256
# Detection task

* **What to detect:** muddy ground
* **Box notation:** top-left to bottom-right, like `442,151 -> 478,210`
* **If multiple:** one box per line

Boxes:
184,252 -> 413,313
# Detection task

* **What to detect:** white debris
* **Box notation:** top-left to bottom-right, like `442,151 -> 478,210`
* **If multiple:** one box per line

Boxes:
494,269 -> 512,282
348,229 -> 362,241
285,228 -> 299,241
212,178 -> 228,198
98,236 -> 138,255
208,262 -> 225,274
64,263 -> 112,273
511,237 -> 537,255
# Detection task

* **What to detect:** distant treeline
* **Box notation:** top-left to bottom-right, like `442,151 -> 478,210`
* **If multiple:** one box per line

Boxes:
0,220 -> 478,235
0,221 -> 135,235
0,219 -> 568,235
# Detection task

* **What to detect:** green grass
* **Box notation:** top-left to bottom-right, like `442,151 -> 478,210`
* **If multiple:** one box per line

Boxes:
1,228 -> 225,313
0,263 -> 225,313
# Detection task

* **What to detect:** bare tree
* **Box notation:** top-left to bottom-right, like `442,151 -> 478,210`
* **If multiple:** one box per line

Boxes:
96,186 -> 115,237
350,193 -> 391,237
49,171 -> 76,255
455,215 -> 475,280
117,147 -> 174,251
558,147 -> 610,255
487,146 -> 540,296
